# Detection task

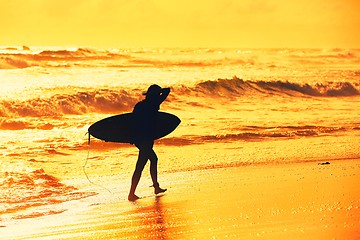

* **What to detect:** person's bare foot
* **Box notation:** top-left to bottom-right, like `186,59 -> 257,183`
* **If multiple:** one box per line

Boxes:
128,194 -> 140,201
154,186 -> 167,195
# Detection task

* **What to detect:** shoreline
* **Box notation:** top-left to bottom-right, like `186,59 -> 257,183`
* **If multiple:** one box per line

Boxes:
2,159 -> 360,240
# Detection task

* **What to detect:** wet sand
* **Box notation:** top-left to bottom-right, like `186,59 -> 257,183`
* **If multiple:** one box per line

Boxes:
2,159 -> 360,240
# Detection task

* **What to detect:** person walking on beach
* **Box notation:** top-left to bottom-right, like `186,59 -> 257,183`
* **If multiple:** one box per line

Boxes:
128,84 -> 170,201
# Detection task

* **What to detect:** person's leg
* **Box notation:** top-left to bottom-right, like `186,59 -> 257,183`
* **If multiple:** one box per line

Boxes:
148,147 -> 167,194
148,148 -> 158,185
128,145 -> 149,201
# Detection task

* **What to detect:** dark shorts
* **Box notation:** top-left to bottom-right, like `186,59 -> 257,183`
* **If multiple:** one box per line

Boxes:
135,140 -> 154,151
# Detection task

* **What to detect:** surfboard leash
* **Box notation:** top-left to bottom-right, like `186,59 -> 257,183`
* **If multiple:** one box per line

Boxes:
83,132 -> 112,194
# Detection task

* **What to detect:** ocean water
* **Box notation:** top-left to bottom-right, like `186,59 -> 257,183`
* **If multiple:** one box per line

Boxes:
0,47 -> 359,225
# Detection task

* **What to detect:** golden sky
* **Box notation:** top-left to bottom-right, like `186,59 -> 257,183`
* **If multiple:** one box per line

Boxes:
1,0 -> 359,48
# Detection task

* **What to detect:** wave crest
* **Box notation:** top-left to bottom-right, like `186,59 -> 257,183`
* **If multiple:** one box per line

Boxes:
0,48 -> 129,69
186,77 -> 360,97
0,89 -> 140,117
0,78 -> 358,118
0,56 -> 33,69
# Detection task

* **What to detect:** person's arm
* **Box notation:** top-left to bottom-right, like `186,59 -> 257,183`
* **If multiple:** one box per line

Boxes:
158,87 -> 170,104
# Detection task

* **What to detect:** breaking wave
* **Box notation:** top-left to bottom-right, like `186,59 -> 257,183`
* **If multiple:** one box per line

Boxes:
0,89 -> 140,117
1,47 -> 359,69
0,47 -> 262,69
188,77 -> 360,97
0,48 -> 129,69
0,78 -> 358,118
1,47 -> 233,69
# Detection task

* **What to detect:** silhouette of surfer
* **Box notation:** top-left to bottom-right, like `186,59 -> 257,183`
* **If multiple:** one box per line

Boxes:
128,84 -> 170,201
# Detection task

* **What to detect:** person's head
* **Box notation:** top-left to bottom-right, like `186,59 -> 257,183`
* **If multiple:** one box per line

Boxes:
143,84 -> 162,100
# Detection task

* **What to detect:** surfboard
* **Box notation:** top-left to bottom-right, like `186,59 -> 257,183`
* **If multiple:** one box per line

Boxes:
88,112 -> 181,143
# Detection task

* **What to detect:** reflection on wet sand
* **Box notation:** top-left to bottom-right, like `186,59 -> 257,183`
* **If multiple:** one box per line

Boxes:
128,195 -> 185,240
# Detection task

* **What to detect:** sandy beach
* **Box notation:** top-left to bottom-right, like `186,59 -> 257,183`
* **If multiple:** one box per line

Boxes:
2,158 -> 359,240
